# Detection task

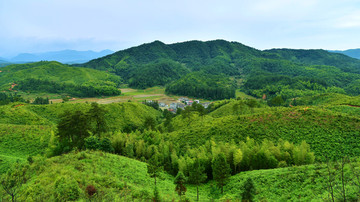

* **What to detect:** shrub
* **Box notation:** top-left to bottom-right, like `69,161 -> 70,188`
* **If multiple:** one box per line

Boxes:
86,185 -> 97,197
54,177 -> 80,201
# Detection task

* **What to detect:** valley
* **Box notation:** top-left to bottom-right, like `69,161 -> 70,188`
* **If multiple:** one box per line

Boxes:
1,40 -> 360,201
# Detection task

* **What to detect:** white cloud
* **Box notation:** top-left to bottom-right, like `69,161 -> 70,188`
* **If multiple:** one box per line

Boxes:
0,0 -> 360,55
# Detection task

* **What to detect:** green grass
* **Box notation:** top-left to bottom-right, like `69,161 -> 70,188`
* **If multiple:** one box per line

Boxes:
0,124 -> 53,173
222,161 -> 360,201
3,150 -> 360,201
235,90 -> 256,99
15,150 -> 178,201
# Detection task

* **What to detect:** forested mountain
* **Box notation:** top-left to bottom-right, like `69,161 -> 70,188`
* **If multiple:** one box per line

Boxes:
0,61 -> 122,97
81,40 -> 360,100
329,48 -> 360,60
265,48 -> 360,73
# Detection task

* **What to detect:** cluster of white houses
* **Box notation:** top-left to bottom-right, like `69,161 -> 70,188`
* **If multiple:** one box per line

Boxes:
159,97 -> 210,113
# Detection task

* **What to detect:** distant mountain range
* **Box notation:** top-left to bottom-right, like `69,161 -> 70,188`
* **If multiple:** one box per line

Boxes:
1,49 -> 114,64
328,49 -> 360,60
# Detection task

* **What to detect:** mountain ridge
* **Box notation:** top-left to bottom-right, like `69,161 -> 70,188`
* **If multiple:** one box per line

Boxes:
79,39 -> 360,99
6,49 -> 114,64
329,48 -> 360,60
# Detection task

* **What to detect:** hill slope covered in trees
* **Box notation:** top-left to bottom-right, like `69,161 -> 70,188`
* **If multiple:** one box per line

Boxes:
0,61 -> 122,97
80,40 -> 360,100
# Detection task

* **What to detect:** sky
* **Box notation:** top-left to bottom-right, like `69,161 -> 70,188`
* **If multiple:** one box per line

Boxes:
1,0 -> 360,57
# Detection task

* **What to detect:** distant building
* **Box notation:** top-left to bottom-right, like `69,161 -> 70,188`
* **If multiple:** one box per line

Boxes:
178,103 -> 186,109
179,97 -> 189,103
201,102 -> 210,108
170,103 -> 178,110
159,102 -> 166,107
186,100 -> 194,105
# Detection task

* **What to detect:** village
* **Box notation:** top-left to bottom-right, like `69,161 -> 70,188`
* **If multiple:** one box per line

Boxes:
146,97 -> 210,113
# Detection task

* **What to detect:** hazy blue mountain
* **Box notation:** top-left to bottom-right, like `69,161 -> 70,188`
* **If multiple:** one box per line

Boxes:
9,49 -> 114,64
0,58 -> 11,67
328,49 -> 360,60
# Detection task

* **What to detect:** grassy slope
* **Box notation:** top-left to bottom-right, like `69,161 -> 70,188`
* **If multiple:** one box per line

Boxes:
4,150 -> 359,201
223,161 -> 360,201
169,94 -> 360,161
16,151 -> 177,201
0,102 -> 161,174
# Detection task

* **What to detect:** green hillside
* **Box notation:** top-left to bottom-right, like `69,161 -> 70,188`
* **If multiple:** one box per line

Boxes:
2,40 -> 360,201
0,102 -> 161,172
167,95 -> 360,161
2,150 -> 360,201
0,61 -> 122,97
80,40 -> 360,100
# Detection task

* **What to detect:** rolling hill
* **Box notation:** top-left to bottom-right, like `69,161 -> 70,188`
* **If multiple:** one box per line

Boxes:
329,48 -> 360,60
0,61 -> 122,97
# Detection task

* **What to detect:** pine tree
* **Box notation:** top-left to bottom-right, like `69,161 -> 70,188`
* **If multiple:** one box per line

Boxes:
188,158 -> 207,201
147,153 -> 162,185
87,102 -> 108,136
174,171 -> 187,200
241,178 -> 256,202
212,153 -> 231,194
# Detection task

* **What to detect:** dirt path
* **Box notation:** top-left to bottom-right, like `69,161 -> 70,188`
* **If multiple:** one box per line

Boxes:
133,94 -> 164,98
347,104 -> 360,108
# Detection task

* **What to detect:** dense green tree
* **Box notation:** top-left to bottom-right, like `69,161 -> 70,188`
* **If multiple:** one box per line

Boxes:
0,163 -> 28,202
153,186 -> 161,202
57,110 -> 91,151
99,138 -> 114,153
32,97 -> 49,105
147,153 -> 162,185
174,171 -> 187,200
84,136 -> 100,150
212,153 -> 231,194
241,178 -> 256,202
87,102 -> 108,136
188,158 -> 207,201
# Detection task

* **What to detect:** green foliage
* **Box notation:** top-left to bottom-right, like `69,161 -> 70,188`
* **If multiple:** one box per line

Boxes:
87,102 -> 108,136
84,136 -> 100,150
54,176 -> 80,201
0,61 -> 122,95
241,178 -> 256,202
165,71 -> 236,100
0,92 -> 25,105
32,97 -> 49,105
56,110 -> 91,152
168,104 -> 359,161
81,40 -> 360,99
16,151 -> 177,201
212,153 -> 231,193
147,153 -> 163,185
129,59 -> 190,89
174,171 -> 187,198
16,78 -> 121,97
99,138 -> 114,153
188,158 -> 207,201
153,186 -> 161,202
0,162 -> 29,202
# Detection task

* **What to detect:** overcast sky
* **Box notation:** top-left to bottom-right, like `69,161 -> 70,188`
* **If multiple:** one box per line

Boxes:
1,0 -> 360,57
